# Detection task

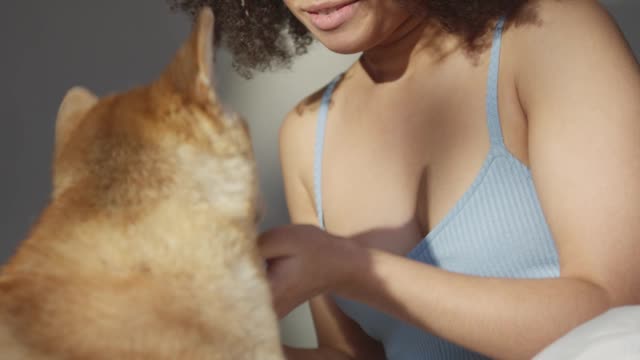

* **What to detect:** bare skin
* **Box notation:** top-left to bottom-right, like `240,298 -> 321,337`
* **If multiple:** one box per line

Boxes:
261,0 -> 640,359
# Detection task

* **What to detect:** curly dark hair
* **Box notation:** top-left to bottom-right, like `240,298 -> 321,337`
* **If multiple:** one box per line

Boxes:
169,0 -> 530,78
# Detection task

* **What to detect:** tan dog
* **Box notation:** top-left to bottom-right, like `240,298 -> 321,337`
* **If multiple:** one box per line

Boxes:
0,7 -> 284,360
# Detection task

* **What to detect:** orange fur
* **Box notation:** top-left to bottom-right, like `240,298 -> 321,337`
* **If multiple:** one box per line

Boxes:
0,8 -> 283,360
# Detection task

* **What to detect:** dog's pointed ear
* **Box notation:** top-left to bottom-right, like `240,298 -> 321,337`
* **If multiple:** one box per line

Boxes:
164,6 -> 216,104
56,86 -> 98,151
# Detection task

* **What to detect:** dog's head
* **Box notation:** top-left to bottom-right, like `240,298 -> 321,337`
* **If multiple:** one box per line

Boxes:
51,7 -> 258,221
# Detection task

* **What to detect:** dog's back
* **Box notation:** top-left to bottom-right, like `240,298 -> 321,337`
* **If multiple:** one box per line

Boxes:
0,8 -> 283,360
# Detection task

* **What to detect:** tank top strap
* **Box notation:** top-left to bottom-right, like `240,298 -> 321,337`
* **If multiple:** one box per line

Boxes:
314,74 -> 342,229
486,17 -> 507,149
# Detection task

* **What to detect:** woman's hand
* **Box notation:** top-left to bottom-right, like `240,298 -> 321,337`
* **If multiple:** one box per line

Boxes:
258,224 -> 360,318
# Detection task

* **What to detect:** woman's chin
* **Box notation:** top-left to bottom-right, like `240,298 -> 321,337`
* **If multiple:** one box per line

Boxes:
325,44 -> 365,55
315,35 -> 372,55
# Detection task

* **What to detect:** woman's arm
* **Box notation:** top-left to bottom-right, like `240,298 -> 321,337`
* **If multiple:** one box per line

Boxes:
348,3 -> 640,358
264,2 -> 640,359
277,104 -> 385,360
283,296 -> 384,360
284,347 -> 353,360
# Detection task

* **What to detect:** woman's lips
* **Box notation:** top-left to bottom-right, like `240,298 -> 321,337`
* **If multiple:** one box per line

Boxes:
305,1 -> 359,31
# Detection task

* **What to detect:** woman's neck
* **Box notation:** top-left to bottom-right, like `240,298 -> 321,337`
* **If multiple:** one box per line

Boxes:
359,17 -> 461,83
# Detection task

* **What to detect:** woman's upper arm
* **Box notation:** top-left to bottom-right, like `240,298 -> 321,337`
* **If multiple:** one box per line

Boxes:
278,105 -> 318,226
309,295 -> 385,360
279,102 -> 385,359
515,0 -> 640,303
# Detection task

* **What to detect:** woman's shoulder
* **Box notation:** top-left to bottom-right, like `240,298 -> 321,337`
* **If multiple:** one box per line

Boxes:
278,78 -> 338,188
279,71 -> 348,147
506,0 -> 628,66
284,85 -> 327,125
508,0 -> 614,33
505,0 -> 638,109
280,82 -> 328,148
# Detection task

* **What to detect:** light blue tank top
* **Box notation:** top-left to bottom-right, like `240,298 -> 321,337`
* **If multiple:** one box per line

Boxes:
312,18 -> 561,360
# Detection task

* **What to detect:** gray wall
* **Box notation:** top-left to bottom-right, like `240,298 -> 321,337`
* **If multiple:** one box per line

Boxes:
0,0 -> 638,349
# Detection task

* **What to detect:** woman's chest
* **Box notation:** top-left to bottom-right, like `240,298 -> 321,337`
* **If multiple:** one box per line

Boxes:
317,69 -> 527,254
320,104 -> 482,253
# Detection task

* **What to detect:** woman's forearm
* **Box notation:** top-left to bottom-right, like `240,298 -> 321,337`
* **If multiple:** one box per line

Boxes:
339,248 -> 612,359
284,346 -> 354,360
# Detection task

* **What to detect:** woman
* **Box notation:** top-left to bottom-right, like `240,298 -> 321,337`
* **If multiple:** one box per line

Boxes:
174,1 -> 640,359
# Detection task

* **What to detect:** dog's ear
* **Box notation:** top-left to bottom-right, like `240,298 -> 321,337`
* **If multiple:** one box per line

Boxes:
55,86 -> 98,152
164,6 -> 216,105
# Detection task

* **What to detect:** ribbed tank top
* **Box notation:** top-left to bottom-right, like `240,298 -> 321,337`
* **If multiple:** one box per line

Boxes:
312,18 -> 561,359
